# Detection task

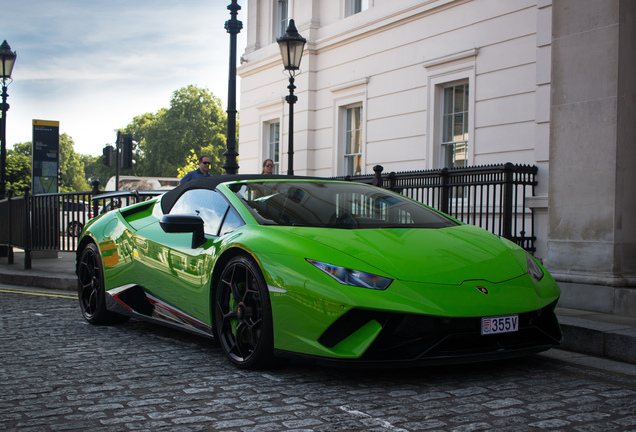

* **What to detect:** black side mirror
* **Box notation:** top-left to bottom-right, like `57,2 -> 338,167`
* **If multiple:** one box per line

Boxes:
159,214 -> 206,249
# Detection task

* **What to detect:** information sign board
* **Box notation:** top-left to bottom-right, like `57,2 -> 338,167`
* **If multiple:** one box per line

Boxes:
32,120 -> 59,194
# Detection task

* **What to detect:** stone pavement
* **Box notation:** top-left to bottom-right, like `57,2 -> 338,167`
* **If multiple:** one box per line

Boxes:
1,249 -> 635,366
2,287 -> 635,432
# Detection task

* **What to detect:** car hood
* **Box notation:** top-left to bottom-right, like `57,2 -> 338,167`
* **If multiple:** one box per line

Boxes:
286,224 -> 526,285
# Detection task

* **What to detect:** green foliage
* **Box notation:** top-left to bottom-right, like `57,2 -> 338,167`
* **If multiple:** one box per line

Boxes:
131,85 -> 227,177
120,111 -> 162,177
12,142 -> 31,156
6,142 -> 31,196
59,133 -> 90,192
177,150 -> 200,178
7,135 -> 90,194
177,145 -> 222,179
81,153 -> 112,191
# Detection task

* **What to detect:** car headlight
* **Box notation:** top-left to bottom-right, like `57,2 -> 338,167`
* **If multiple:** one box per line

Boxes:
526,253 -> 544,281
307,259 -> 393,290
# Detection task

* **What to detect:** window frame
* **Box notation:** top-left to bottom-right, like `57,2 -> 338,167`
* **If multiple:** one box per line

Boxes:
344,105 -> 363,176
267,121 -> 281,174
276,0 -> 289,38
330,78 -> 369,177
345,0 -> 370,17
423,49 -> 477,170
257,98 -> 285,174
441,81 -> 470,169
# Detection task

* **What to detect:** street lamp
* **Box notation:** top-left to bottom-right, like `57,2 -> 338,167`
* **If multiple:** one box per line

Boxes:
0,40 -> 17,200
223,0 -> 242,175
277,19 -> 306,176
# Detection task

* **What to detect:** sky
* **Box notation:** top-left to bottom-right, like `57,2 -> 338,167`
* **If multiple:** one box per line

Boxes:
2,0 -> 248,156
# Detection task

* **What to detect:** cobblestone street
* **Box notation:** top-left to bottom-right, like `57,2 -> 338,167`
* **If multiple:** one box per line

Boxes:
1,287 -> 636,432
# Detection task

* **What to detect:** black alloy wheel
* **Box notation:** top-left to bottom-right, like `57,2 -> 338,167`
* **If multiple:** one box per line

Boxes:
215,255 -> 274,369
77,243 -> 128,325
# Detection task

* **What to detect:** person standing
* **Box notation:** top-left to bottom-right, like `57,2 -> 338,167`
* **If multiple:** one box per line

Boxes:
262,159 -> 274,175
180,155 -> 212,184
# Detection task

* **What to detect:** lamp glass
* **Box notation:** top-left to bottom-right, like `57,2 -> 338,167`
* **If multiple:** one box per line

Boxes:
0,41 -> 17,79
279,39 -> 305,70
276,19 -> 306,71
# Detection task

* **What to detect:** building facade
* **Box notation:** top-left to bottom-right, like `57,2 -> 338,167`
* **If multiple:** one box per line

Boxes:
237,0 -> 636,316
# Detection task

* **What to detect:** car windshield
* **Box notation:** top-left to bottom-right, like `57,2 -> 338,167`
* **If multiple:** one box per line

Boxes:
230,181 -> 458,229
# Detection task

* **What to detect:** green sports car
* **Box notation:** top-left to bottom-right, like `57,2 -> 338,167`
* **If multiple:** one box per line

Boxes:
76,175 -> 561,369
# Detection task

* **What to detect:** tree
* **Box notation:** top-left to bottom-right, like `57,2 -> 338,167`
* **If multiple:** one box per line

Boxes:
81,153 -> 112,191
6,142 -> 31,195
177,150 -> 200,178
59,133 -> 90,192
177,145 -> 221,179
9,135 -> 89,193
120,111 -> 163,177
127,85 -> 227,177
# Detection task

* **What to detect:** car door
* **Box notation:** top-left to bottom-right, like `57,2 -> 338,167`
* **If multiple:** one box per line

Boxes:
133,188 -> 243,326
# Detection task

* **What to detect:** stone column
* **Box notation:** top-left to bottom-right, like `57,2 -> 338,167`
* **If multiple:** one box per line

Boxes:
547,0 -> 636,315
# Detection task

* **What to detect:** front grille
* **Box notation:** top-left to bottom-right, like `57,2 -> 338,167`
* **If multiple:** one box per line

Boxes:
318,301 -> 561,362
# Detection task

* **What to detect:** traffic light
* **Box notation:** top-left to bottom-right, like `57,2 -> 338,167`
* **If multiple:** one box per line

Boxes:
121,134 -> 133,170
103,146 -> 113,166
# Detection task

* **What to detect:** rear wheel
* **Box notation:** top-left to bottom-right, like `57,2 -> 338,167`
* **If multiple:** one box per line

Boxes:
214,255 -> 274,369
77,243 -> 128,325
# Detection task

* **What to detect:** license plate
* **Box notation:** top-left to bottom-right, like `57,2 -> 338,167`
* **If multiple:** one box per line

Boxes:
481,315 -> 518,335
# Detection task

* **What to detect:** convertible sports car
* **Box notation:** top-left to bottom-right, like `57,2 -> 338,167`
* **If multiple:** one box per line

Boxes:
76,175 -> 562,369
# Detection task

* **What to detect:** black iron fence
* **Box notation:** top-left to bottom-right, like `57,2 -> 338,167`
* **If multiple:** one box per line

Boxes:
0,185 -> 162,268
1,163 -> 537,268
334,163 -> 537,252
0,188 -> 96,268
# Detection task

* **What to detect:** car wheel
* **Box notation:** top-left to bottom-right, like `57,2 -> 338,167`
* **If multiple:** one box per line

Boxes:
68,221 -> 83,237
214,255 -> 274,369
77,243 -> 128,325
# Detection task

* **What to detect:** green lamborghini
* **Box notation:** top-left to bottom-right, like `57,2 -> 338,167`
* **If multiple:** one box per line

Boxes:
76,175 -> 561,369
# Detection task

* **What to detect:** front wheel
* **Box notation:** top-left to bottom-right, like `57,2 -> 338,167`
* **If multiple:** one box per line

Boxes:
214,255 -> 274,369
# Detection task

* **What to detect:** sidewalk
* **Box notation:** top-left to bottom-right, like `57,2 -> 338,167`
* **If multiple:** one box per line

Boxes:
1,250 -> 635,365
0,250 -> 77,291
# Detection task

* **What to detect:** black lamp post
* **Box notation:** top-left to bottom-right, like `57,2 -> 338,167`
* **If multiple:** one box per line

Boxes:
0,40 -> 17,200
223,0 -> 242,175
277,19 -> 306,176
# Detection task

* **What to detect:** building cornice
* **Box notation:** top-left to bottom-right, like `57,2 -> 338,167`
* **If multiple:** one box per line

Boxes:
329,77 -> 370,93
422,48 -> 479,69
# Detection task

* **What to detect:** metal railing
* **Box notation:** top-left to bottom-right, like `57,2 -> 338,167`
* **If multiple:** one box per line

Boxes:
1,163 -> 537,269
0,188 -> 30,267
334,163 -> 537,252
0,184 -> 163,267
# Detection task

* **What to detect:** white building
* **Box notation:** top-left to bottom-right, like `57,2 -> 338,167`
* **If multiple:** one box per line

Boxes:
237,0 -> 636,316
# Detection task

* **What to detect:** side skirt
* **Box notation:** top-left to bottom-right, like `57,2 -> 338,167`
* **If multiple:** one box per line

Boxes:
105,284 -> 215,340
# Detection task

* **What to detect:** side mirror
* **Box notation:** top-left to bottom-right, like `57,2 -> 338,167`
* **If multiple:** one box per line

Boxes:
160,214 -> 206,249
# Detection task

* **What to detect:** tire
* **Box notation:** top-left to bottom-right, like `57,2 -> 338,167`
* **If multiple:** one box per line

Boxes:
68,221 -> 84,237
77,243 -> 129,325
214,255 -> 274,369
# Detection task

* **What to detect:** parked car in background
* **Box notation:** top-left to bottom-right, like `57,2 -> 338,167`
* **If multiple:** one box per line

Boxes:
95,176 -> 179,217
60,200 -> 92,237
105,176 -> 180,192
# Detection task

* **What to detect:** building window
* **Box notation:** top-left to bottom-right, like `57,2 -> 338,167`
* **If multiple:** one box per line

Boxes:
345,106 -> 363,176
277,0 -> 289,38
346,0 -> 369,16
424,48 -> 476,171
268,121 -> 280,174
441,82 -> 469,169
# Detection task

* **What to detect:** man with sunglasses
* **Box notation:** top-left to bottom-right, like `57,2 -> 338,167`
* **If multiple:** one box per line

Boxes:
180,155 -> 213,184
